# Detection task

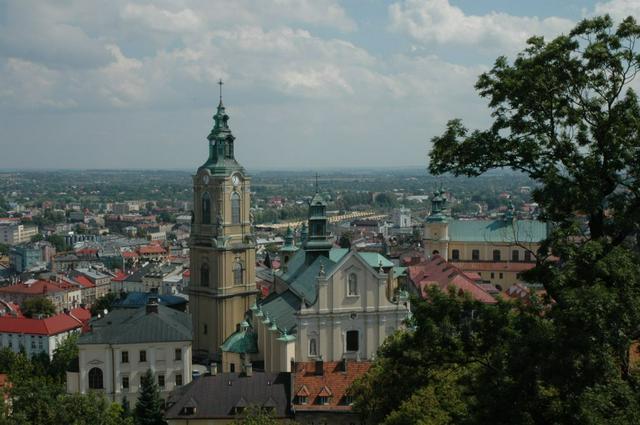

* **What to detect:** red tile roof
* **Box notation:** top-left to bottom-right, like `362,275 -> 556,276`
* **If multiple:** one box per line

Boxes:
408,255 -> 497,304
111,271 -> 128,282
138,245 -> 166,255
72,275 -> 95,289
450,261 -> 536,273
121,251 -> 139,259
0,280 -> 74,295
0,310 -> 85,335
292,361 -> 371,411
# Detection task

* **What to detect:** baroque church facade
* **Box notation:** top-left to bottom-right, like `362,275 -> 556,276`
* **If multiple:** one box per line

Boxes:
189,93 -> 410,369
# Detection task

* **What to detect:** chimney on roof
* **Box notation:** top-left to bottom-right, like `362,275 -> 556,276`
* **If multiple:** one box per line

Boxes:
315,358 -> 324,376
210,362 -> 218,376
146,297 -> 159,314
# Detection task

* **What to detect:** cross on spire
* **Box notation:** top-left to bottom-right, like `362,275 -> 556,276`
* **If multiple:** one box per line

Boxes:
315,173 -> 319,193
218,79 -> 224,101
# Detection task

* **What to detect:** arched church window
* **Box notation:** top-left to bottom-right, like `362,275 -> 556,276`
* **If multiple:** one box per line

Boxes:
88,367 -> 103,389
347,273 -> 358,296
200,263 -> 209,287
309,338 -> 317,357
233,261 -> 243,285
231,192 -> 241,224
202,192 -> 211,225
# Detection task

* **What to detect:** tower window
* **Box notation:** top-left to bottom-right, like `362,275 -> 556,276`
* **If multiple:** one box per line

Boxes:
451,249 -> 460,260
233,261 -> 243,285
202,192 -> 211,225
346,330 -> 359,352
493,250 -> 501,261
231,192 -> 241,224
200,263 -> 209,287
472,249 -> 480,261
347,273 -> 358,296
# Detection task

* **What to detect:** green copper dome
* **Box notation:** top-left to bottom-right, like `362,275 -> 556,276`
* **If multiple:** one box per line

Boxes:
199,98 -> 245,176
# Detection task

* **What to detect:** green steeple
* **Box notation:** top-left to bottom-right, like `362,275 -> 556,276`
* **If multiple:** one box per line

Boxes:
199,81 -> 245,175
280,226 -> 298,253
303,177 -> 332,264
427,189 -> 448,222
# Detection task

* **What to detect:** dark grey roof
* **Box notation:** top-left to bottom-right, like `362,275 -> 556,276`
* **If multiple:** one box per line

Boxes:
78,304 -> 191,345
164,372 -> 292,419
259,290 -> 301,334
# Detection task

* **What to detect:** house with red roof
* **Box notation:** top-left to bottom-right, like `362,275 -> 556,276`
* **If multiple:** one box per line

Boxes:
0,307 -> 90,358
137,244 -> 167,262
406,255 -> 497,304
292,360 -> 371,424
0,279 -> 82,313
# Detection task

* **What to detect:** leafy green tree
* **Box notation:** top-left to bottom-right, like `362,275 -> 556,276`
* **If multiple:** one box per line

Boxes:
30,234 -> 44,243
55,392 -> 134,425
45,234 -> 68,252
21,297 -> 56,318
232,405 -> 280,425
49,333 -> 79,382
429,15 -> 640,246
91,292 -> 120,316
134,369 -> 166,425
338,231 -> 353,249
0,244 -> 8,256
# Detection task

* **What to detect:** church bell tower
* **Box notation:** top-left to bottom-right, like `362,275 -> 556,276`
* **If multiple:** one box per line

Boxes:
189,83 -> 257,359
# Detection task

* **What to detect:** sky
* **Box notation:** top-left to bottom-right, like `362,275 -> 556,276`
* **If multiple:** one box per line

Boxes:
0,0 -> 637,170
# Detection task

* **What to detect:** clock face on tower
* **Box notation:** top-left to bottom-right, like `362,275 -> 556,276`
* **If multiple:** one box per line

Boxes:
232,174 -> 241,186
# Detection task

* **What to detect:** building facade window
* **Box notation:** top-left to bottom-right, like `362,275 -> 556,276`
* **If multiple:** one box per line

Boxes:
309,338 -> 317,357
346,330 -> 359,352
493,250 -> 501,261
121,351 -> 129,363
200,263 -> 209,287
512,250 -> 520,261
158,374 -> 165,388
231,192 -> 241,224
472,250 -> 480,261
347,273 -> 358,296
139,350 -> 147,363
175,348 -> 182,361
524,251 -> 532,262
499,272 -> 504,279
88,367 -> 103,389
233,261 -> 243,285
451,249 -> 460,260
122,376 -> 129,390
202,192 -> 211,225
176,374 -> 183,386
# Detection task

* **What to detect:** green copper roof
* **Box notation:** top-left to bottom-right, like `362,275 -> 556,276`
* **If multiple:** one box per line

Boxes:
259,290 -> 301,334
448,219 -> 548,243
358,252 -> 394,269
199,100 -> 245,175
220,329 -> 258,354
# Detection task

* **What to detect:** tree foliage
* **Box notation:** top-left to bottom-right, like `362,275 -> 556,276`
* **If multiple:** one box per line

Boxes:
21,297 -> 56,318
91,292 -> 120,316
353,15 -> 640,425
134,369 -> 166,425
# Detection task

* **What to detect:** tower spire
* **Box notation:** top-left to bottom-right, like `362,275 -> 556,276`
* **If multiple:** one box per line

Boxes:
218,79 -> 224,102
315,173 -> 319,193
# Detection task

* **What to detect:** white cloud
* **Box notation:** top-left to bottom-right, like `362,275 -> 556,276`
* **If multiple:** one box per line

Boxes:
389,0 -> 573,53
121,4 -> 202,33
593,0 -> 640,21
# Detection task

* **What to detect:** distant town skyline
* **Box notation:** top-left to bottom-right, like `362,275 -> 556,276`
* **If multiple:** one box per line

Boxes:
0,0 -> 636,170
